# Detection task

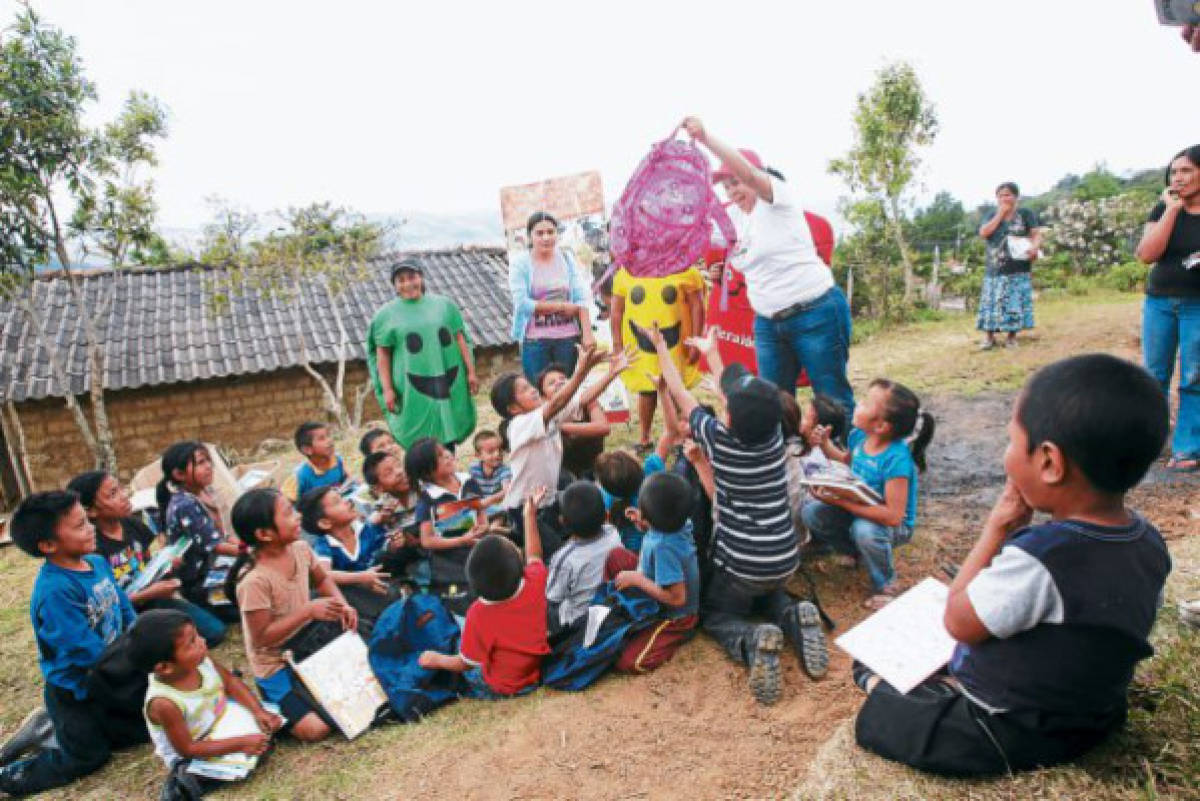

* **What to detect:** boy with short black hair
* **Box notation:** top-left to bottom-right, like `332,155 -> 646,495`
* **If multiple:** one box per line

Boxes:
545,481 -> 622,631
468,430 -> 512,519
282,421 -> 349,503
645,324 -> 828,703
418,489 -> 551,697
129,609 -> 282,774
358,428 -> 402,459
854,354 -> 1172,776
608,471 -> 701,673
0,491 -> 141,797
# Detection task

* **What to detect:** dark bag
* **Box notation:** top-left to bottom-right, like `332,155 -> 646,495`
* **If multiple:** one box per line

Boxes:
159,760 -> 212,801
367,593 -> 464,722
541,583 -> 660,691
281,620 -> 343,662
85,632 -> 151,746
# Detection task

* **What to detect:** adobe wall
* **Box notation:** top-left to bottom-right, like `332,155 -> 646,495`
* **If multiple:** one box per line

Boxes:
12,348 -> 515,491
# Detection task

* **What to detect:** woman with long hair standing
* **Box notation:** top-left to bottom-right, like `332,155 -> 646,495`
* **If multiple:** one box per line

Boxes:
1136,145 -> 1200,472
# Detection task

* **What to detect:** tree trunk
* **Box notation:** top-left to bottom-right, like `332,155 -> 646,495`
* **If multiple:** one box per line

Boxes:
46,195 -> 119,472
352,382 -> 373,429
319,273 -> 350,404
2,401 -> 33,498
886,196 -> 916,304
19,297 -> 103,460
291,276 -> 352,430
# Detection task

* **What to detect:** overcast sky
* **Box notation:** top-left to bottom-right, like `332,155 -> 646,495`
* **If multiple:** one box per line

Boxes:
7,1 -> 1198,231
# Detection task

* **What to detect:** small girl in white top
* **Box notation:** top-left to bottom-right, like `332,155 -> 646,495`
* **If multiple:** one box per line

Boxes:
129,609 -> 282,772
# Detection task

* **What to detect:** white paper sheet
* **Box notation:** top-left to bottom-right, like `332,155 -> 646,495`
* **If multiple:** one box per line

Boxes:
288,632 -> 387,740
834,577 -> 958,694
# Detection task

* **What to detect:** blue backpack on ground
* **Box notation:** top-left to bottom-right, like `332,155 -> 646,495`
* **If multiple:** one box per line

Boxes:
368,593 -> 464,722
541,582 -> 661,691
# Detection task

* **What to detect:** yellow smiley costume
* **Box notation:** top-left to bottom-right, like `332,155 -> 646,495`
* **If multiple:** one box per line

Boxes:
612,266 -> 705,393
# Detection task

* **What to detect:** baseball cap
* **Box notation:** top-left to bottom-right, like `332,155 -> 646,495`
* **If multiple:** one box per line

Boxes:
719,362 -> 782,445
712,149 -> 764,184
389,257 -> 423,283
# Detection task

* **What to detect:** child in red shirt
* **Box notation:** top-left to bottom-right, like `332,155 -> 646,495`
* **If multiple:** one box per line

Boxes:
419,488 -> 550,697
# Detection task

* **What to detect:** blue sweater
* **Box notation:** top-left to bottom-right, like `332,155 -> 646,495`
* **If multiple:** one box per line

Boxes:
30,554 -> 136,699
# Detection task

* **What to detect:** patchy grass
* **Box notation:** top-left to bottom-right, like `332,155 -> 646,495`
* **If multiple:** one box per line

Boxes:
3,291 -> 1195,801
795,535 -> 1200,801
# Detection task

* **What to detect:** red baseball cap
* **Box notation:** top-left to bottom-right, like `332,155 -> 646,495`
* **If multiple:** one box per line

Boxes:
712,149 -> 764,183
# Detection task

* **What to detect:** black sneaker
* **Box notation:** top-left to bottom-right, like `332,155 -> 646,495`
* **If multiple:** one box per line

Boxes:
782,601 -> 828,680
747,624 -> 784,706
0,708 -> 52,766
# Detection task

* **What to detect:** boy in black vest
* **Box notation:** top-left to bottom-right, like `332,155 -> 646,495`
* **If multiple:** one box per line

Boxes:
853,354 -> 1172,776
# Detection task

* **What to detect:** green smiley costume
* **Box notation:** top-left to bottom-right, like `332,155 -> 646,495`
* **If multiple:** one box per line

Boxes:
366,293 -> 477,448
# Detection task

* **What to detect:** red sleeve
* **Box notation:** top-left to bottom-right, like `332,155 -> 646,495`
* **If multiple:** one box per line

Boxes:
459,605 -> 488,666
525,560 -> 548,595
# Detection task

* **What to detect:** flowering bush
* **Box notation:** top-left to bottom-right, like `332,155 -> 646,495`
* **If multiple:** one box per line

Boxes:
1042,194 -> 1147,275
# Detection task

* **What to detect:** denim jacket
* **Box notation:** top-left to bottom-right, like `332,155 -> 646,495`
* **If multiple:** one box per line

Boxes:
507,248 -> 593,342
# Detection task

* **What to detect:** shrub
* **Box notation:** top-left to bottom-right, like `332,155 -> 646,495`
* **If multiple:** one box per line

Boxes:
1101,261 -> 1147,293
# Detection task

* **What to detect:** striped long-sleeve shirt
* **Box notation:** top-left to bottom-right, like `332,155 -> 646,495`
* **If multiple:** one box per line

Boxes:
690,406 -> 798,582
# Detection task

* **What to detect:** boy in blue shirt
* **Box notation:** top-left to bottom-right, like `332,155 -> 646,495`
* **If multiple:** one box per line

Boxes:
853,355 -> 1172,776
0,491 -> 140,797
282,421 -> 350,503
610,472 -> 701,673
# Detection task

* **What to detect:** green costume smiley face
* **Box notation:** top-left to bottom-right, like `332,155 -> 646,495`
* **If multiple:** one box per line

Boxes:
366,293 -> 477,448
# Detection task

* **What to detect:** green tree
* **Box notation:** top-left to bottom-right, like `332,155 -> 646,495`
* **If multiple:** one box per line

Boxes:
834,198 -> 901,320
909,190 -> 967,249
1072,164 -> 1123,202
829,62 -> 939,306
68,90 -> 169,266
0,7 -> 165,473
208,202 -> 389,428
198,195 -> 258,264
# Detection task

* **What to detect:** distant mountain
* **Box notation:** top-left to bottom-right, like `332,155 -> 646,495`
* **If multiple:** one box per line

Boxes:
159,210 -> 505,258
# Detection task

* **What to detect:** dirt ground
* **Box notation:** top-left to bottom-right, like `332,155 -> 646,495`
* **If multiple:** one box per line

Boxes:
2,293 -> 1197,800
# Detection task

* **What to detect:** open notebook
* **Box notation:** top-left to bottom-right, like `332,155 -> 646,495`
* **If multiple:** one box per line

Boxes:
834,578 -> 958,694
287,631 -> 387,739
184,701 -> 280,782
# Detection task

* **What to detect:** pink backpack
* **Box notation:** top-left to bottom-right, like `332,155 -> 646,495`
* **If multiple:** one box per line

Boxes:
609,128 -> 737,280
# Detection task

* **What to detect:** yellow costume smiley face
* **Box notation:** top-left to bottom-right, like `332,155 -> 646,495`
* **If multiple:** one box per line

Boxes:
610,266 -> 706,393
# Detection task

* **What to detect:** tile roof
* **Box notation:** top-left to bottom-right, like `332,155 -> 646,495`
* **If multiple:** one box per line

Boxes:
0,248 -> 515,403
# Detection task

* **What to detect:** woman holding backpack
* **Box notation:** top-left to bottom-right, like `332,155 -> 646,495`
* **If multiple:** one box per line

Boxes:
681,116 -> 855,422
508,211 -> 595,381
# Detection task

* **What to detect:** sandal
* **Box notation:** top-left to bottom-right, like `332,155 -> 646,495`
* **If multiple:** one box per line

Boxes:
1166,455 -> 1200,473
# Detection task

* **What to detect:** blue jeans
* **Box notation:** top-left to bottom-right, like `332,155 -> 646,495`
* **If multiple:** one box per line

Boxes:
754,287 -> 855,426
520,336 -> 580,383
140,597 -> 227,646
1143,295 -> 1200,459
801,501 -> 912,592
462,667 -> 536,700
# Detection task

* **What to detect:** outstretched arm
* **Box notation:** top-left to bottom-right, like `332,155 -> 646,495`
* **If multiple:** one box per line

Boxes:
637,323 -> 699,419
681,116 -> 773,202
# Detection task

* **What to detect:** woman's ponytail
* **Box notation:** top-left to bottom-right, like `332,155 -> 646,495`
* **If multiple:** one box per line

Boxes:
225,487 -> 281,605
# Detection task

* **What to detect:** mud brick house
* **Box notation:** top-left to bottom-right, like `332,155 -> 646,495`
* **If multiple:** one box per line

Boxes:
0,247 -> 516,503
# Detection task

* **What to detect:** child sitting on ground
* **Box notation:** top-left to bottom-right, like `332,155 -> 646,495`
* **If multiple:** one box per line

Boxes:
228,488 -> 357,743
282,422 -> 350,504
854,354 -> 1172,776
158,441 -> 242,619
129,609 -> 282,776
359,428 -> 403,459
778,393 -> 846,542
299,486 -> 399,634
468,429 -> 513,519
419,488 -> 552,698
0,491 -> 142,797
648,323 -> 828,702
489,343 -> 631,557
357,450 -> 417,526
605,471 -> 701,674
537,363 -> 611,480
407,437 -> 499,588
594,450 -> 646,553
802,379 -> 934,609
545,481 -> 622,633
69,470 -> 227,646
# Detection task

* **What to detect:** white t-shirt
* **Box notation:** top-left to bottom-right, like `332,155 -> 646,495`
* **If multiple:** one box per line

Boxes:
503,394 -> 583,510
729,175 -> 833,316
